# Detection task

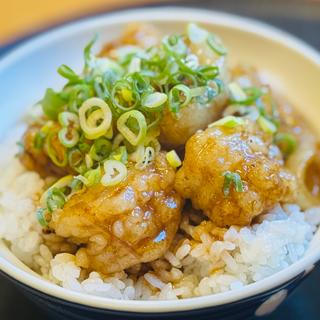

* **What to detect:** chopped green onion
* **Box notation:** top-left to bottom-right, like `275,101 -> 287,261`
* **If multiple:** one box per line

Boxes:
117,110 -> 147,146
130,73 -> 150,94
128,57 -> 141,73
136,146 -> 155,169
58,112 -> 80,128
79,97 -> 112,140
46,131 -> 68,167
68,148 -> 83,169
101,160 -> 127,186
89,138 -> 112,161
207,33 -> 228,56
58,128 -> 79,148
223,171 -> 244,196
228,82 -> 247,102
166,150 -> 182,168
85,154 -> 93,169
274,133 -> 297,158
40,175 -> 73,207
83,166 -> 101,186
110,146 -> 128,164
187,23 -> 208,44
258,116 -> 277,134
34,131 -> 46,150
42,88 -> 66,120
168,84 -> 192,113
36,208 -> 49,228
57,65 -> 81,83
209,116 -> 245,128
111,80 -> 139,111
46,188 -> 66,212
142,92 -> 167,112
190,86 -> 207,97
162,35 -> 187,56
84,34 -> 98,71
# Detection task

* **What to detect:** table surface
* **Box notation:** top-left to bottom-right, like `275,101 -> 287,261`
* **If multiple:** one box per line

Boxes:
1,1 -> 320,319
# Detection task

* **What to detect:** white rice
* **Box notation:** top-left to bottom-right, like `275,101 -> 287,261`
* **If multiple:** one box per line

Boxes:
0,139 -> 319,300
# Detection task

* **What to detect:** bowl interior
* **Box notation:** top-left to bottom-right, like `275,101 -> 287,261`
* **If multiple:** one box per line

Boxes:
0,7 -> 320,313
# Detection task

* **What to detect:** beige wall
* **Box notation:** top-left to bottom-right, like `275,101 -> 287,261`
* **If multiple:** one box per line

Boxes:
0,0 -> 166,45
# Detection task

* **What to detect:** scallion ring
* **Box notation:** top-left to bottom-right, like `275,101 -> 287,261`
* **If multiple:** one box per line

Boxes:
206,33 -> 228,56
36,208 -> 50,228
89,138 -> 112,161
79,97 -> 112,140
111,80 -> 139,112
168,84 -> 192,114
274,133 -> 297,157
101,160 -> 127,186
117,110 -> 147,146
209,116 -> 245,128
58,128 -> 79,148
40,175 -> 73,207
45,131 -> 68,167
258,116 -> 277,134
142,92 -> 167,112
136,146 -> 155,169
58,111 -> 80,128
46,188 -> 66,213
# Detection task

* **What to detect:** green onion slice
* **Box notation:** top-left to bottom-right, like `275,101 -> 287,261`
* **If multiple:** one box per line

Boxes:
83,166 -> 102,186
207,33 -> 228,56
274,133 -> 297,158
45,131 -> 68,167
89,138 -> 112,162
166,150 -> 182,168
36,208 -> 50,228
57,64 -> 81,83
168,84 -> 192,113
79,97 -> 112,140
228,82 -> 247,102
58,112 -> 80,128
46,188 -> 66,213
42,88 -> 66,120
34,131 -> 46,150
223,171 -> 244,196
142,92 -> 167,112
110,146 -> 128,164
117,110 -> 147,146
101,160 -> 127,186
258,116 -> 277,134
187,23 -> 208,44
40,175 -> 73,207
111,80 -> 139,112
58,128 -> 79,148
209,116 -> 245,128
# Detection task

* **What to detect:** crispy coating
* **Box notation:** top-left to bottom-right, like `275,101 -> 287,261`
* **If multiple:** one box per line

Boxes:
50,153 -> 183,274
174,123 -> 297,227
159,56 -> 229,148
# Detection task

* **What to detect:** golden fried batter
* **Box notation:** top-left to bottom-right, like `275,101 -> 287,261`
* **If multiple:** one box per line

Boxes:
174,123 -> 296,227
50,153 -> 183,274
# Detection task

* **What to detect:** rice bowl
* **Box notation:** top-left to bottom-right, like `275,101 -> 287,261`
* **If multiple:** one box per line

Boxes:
0,8 -> 320,319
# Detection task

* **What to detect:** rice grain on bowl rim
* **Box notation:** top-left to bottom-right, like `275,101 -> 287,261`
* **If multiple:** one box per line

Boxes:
0,129 -> 319,301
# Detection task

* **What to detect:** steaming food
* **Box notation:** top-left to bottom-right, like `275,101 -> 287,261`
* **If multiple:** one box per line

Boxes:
1,23 -> 320,300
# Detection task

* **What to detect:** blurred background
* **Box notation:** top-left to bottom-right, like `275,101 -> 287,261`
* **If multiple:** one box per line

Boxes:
0,0 -> 320,319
